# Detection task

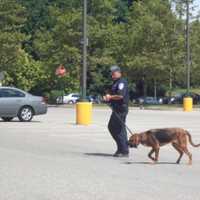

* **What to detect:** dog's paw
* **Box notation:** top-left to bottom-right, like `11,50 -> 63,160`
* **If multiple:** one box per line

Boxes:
149,161 -> 156,165
187,161 -> 192,166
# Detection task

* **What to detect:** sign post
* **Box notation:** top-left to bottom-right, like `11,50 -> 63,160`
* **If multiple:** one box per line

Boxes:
55,65 -> 66,104
0,72 -> 5,86
183,0 -> 193,112
81,0 -> 87,100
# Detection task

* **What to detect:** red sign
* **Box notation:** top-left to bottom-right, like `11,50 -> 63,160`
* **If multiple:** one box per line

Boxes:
55,65 -> 67,77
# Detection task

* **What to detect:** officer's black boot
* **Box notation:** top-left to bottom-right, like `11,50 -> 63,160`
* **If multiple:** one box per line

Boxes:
113,152 -> 129,158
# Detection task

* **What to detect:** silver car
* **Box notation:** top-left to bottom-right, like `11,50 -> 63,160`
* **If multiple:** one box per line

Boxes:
0,87 -> 47,122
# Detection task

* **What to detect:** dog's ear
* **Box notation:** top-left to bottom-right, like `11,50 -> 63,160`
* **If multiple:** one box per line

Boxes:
132,133 -> 138,137
129,134 -> 135,140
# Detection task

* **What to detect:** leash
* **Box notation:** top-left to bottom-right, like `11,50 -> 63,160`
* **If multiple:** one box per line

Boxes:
106,103 -> 133,136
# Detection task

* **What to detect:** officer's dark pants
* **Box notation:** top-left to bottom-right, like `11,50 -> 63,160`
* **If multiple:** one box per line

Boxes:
108,110 -> 129,154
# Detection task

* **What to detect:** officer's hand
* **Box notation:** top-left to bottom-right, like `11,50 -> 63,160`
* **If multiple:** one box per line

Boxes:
103,96 -> 108,102
103,94 -> 111,102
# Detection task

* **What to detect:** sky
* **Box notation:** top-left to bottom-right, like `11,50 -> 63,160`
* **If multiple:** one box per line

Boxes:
172,0 -> 200,19
193,0 -> 200,17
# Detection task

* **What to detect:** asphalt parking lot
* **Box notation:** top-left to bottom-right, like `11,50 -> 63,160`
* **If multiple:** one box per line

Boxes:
0,107 -> 200,200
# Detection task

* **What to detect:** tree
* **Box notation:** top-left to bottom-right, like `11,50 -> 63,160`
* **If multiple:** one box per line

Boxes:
4,49 -> 46,91
30,4 -> 81,93
1,0 -> 200,97
87,0 -> 124,94
118,0 -> 187,97
0,0 -> 26,71
190,20 -> 200,86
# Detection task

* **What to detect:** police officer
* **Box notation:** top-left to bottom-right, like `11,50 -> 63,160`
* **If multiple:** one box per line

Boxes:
103,65 -> 129,157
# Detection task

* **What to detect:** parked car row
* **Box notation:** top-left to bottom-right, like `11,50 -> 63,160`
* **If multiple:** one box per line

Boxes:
136,97 -> 163,105
56,93 -> 80,104
135,93 -> 200,105
1,86 -> 200,122
160,93 -> 200,105
56,93 -> 102,104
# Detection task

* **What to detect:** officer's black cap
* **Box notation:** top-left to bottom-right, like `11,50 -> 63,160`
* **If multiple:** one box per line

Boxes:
110,65 -> 121,73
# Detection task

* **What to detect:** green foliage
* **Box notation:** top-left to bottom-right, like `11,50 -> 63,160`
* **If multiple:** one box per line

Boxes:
1,0 -> 200,98
3,49 -> 46,91
48,89 -> 63,104
0,0 -> 26,71
190,20 -> 200,86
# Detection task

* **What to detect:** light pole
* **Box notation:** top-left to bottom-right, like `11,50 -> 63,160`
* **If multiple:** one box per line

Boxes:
76,0 -> 92,125
183,0 -> 193,112
81,0 -> 87,100
186,0 -> 191,95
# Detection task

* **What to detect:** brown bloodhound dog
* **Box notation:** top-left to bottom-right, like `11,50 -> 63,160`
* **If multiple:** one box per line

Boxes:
128,128 -> 200,165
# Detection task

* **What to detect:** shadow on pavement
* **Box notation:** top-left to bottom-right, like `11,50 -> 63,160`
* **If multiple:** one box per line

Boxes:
0,120 -> 41,123
124,161 -> 177,165
84,153 -> 114,157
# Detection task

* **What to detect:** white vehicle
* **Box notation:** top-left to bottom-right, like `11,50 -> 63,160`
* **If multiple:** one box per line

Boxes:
57,93 -> 80,104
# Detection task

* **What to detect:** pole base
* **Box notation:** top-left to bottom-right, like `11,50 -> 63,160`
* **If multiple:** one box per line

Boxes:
76,102 -> 92,125
183,97 -> 193,112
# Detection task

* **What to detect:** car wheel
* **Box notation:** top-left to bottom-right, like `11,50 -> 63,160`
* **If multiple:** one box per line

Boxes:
18,106 -> 34,122
1,117 -> 13,122
68,100 -> 74,104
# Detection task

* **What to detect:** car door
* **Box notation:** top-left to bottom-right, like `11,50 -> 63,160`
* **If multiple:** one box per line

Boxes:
72,94 -> 80,102
0,88 -> 25,116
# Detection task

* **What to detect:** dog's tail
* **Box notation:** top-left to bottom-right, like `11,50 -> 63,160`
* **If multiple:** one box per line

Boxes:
186,131 -> 200,147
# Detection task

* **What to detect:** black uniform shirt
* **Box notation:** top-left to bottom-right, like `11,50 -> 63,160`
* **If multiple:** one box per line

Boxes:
110,78 -> 129,112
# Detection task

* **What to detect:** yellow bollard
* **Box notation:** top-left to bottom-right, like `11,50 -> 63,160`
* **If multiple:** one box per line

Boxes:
76,102 -> 92,125
183,97 -> 193,112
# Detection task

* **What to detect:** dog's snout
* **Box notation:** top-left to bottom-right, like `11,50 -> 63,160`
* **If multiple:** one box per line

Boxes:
129,144 -> 134,148
133,144 -> 138,148
128,142 -> 138,148
128,141 -> 135,148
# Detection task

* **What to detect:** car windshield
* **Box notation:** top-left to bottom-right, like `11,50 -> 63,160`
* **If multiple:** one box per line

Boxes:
146,97 -> 154,100
73,95 -> 79,98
